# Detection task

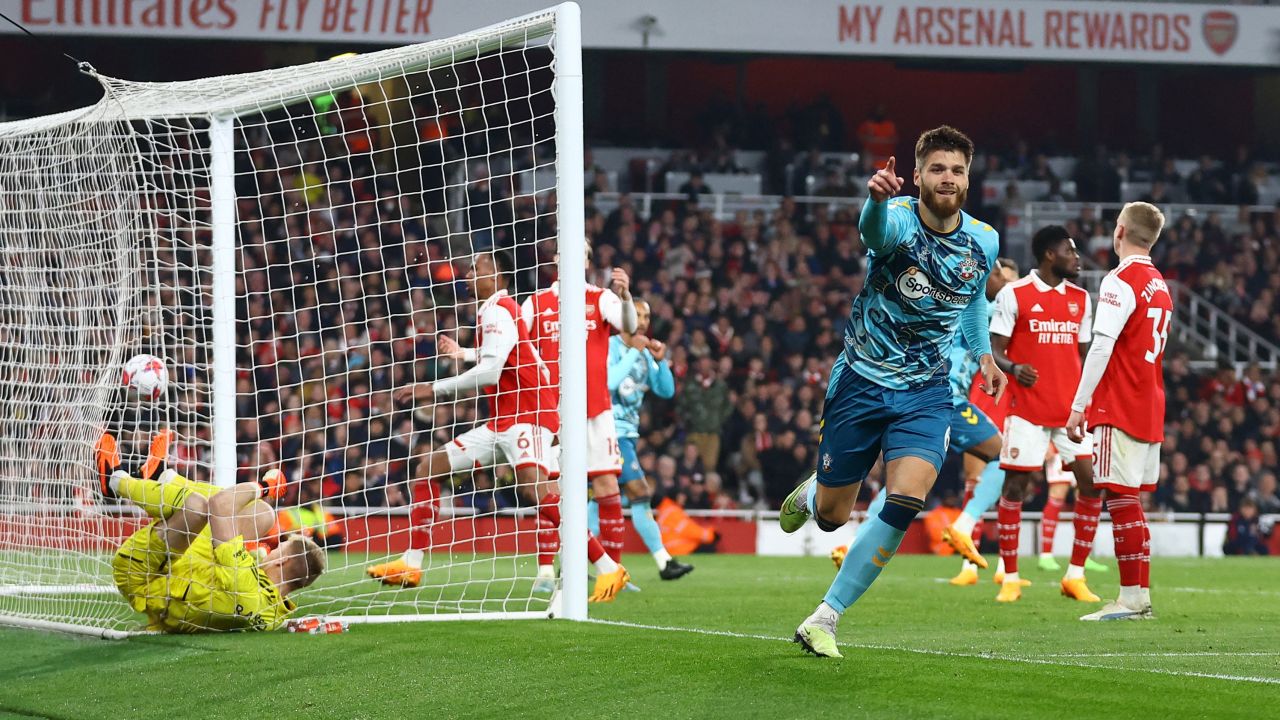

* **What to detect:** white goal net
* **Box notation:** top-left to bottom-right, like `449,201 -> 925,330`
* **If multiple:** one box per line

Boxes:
0,3 -> 587,637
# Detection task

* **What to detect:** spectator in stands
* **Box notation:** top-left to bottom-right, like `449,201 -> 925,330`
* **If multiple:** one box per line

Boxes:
759,429 -> 805,505
1186,155 -> 1229,203
678,355 -> 733,472
856,104 -> 897,167
679,170 -> 713,203
1073,144 -> 1121,202
1256,472 -> 1280,514
1223,497 -> 1270,555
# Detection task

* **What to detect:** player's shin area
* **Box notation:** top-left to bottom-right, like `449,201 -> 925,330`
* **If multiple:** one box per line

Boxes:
813,456 -> 937,523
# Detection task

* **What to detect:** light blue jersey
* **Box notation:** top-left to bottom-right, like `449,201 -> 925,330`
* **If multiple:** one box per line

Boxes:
844,196 -> 1000,390
946,301 -> 998,407
608,335 -> 675,439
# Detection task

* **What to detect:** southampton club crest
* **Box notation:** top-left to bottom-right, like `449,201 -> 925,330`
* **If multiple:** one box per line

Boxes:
957,256 -> 980,282
822,453 -> 832,473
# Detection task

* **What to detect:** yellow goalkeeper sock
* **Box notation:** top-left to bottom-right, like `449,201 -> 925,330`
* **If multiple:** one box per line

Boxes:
115,472 -> 217,520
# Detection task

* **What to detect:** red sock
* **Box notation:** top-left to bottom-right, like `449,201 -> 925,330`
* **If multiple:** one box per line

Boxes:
1070,496 -> 1104,567
587,532 -> 607,564
537,493 -> 562,567
409,480 -> 438,551
997,497 -> 1022,575
1107,494 -> 1146,588
1140,522 -> 1152,588
596,492 -> 625,562
1040,495 -> 1064,554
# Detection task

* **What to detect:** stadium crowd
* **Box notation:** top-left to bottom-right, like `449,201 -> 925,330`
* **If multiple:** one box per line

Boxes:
170,87 -> 1279,547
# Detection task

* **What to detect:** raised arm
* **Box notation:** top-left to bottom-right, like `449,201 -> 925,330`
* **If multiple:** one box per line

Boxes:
432,302 -> 518,398
858,156 -> 907,254
608,337 -> 645,392
599,275 -> 638,334
649,352 -> 676,399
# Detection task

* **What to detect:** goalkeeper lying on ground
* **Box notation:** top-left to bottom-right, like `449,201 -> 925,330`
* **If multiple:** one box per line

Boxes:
95,432 -> 325,632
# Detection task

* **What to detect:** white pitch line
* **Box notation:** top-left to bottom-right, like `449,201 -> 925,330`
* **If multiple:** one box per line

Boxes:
584,618 -> 1280,686
1040,651 -> 1280,658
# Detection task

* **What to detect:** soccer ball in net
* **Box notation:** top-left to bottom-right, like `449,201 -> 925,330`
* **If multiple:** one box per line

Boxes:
123,354 -> 169,399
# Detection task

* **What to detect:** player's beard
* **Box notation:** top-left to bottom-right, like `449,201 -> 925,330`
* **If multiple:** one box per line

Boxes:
921,184 -> 967,218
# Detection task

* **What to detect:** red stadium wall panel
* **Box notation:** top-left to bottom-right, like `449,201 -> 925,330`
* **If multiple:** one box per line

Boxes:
9,513 -> 1264,557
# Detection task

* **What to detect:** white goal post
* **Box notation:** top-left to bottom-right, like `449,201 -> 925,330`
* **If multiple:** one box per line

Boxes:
0,2 -> 587,636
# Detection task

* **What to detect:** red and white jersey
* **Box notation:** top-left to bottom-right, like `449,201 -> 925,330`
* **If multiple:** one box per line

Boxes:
460,290 -> 558,433
990,270 -> 1093,428
1088,256 -> 1171,443
521,281 -> 626,418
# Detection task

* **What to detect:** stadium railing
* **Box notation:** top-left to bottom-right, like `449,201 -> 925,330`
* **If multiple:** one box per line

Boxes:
1076,270 -> 1280,371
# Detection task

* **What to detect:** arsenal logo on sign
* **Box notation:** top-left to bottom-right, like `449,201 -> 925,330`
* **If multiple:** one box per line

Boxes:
1203,10 -> 1238,56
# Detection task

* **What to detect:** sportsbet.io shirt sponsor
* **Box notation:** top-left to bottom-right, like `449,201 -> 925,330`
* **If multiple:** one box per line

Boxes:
842,197 -> 1000,390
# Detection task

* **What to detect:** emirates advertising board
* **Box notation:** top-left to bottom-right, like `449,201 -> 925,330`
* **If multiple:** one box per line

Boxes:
3,0 -> 1277,66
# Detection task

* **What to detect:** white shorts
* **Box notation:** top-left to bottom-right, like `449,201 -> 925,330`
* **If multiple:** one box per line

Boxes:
1092,425 -> 1160,495
546,411 -> 623,479
445,423 -> 554,475
1000,414 -> 1091,473
586,411 -> 623,478
1045,445 -> 1075,486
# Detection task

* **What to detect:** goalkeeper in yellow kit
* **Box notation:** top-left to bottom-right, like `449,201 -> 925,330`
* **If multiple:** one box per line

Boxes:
95,432 -> 326,633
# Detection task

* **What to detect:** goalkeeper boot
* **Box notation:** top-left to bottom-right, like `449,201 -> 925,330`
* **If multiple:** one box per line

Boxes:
794,604 -> 842,658
949,563 -> 979,586
366,559 -> 422,588
140,429 -> 173,480
1037,554 -> 1062,572
94,432 -> 121,499
659,558 -> 694,580
1080,600 -> 1153,621
942,525 -> 988,569
588,566 -> 630,603
1085,557 -> 1110,573
1060,577 -> 1101,603
778,474 -> 815,534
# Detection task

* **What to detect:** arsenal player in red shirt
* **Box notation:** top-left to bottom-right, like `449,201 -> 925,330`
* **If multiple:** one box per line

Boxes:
368,251 -> 630,603
1069,202 -> 1171,621
522,248 -> 638,579
989,225 -> 1104,604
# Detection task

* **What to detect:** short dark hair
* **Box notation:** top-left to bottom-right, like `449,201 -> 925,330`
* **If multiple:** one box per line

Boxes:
1031,225 -> 1072,262
914,125 -> 975,168
490,249 -> 516,288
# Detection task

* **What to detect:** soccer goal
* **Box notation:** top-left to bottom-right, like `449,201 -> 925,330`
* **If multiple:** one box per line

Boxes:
0,3 -> 588,637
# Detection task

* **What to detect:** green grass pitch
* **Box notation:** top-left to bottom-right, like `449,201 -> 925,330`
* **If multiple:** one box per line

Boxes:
1,554 -> 1277,719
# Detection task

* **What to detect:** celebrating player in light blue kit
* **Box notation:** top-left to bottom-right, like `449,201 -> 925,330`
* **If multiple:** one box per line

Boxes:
591,298 -> 694,580
778,126 -> 1007,658
849,258 -> 1016,575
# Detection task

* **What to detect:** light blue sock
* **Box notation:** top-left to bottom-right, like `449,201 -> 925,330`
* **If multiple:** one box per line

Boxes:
852,487 -> 888,542
804,473 -> 818,511
587,499 -> 600,538
962,459 -> 1004,519
630,502 -> 666,555
824,494 -> 923,613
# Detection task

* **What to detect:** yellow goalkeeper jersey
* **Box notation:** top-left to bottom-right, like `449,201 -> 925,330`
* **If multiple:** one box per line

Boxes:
146,533 -> 296,633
